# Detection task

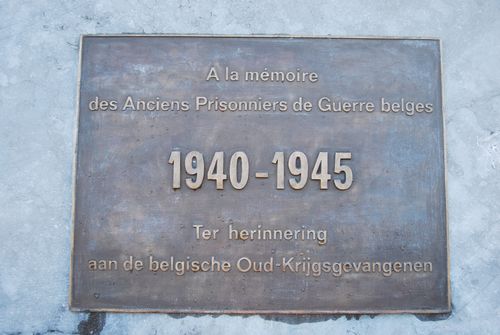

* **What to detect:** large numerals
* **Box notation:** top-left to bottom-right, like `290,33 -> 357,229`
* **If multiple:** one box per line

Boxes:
288,151 -> 308,190
311,152 -> 332,190
185,151 -> 204,189
333,152 -> 353,190
168,151 -> 181,189
271,152 -> 285,190
229,151 -> 249,190
169,150 -> 353,191
207,151 -> 227,189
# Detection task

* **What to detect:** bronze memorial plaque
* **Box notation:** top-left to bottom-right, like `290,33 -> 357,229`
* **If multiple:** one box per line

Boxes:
71,35 -> 450,314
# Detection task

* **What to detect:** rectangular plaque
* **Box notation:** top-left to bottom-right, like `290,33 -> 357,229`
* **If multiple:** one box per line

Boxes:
71,35 -> 450,314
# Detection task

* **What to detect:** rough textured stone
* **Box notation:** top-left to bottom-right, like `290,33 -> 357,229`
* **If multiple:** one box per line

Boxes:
0,1 -> 498,334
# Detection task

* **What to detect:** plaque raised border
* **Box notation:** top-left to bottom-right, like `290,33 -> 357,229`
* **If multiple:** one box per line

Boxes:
70,34 -> 450,314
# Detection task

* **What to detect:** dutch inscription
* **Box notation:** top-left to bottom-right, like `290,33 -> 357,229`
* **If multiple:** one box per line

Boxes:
71,36 -> 449,314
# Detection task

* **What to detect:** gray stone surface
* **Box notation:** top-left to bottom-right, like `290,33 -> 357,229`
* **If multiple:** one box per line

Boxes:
0,0 -> 498,334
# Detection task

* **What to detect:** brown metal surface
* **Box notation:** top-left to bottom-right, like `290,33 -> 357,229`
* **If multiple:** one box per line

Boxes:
71,35 -> 449,314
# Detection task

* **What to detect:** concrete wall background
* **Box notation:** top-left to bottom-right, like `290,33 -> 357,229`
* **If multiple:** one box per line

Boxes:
0,0 -> 498,334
